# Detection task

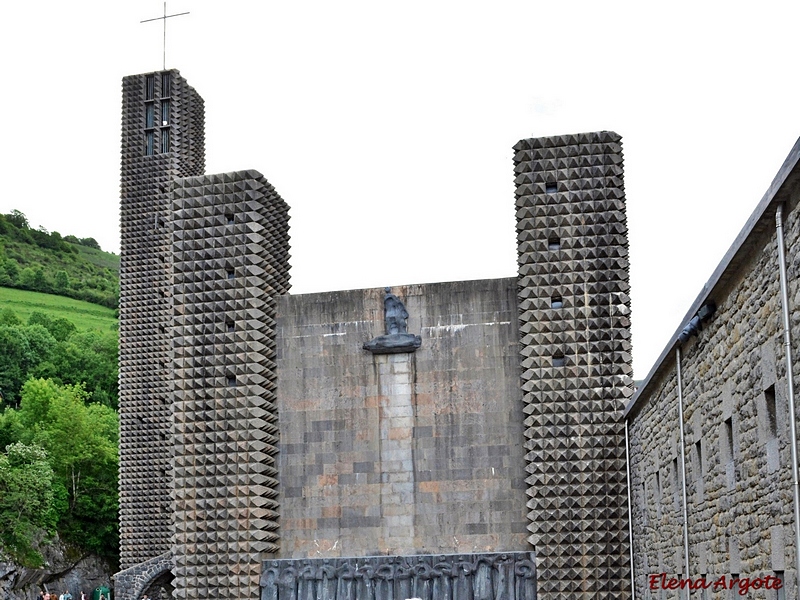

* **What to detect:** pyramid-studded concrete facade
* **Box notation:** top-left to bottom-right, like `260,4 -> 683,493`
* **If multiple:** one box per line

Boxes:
171,171 -> 289,599
513,132 -> 633,599
119,70 -> 205,570
117,71 -> 290,600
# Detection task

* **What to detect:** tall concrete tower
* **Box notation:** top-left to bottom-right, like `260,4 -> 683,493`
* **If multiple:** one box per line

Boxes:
116,70 -> 290,600
118,69 -> 205,570
514,132 -> 633,599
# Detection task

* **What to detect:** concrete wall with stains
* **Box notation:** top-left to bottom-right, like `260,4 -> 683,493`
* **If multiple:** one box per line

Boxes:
275,278 -> 530,558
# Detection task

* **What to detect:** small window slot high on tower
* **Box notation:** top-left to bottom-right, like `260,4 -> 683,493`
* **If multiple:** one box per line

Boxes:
545,182 -> 557,194
145,74 -> 155,100
551,295 -> 563,309
552,352 -> 565,367
548,236 -> 561,251
161,72 -> 171,97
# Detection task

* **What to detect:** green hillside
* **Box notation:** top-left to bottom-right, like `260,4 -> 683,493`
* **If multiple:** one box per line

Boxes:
0,287 -> 117,332
0,210 -> 119,309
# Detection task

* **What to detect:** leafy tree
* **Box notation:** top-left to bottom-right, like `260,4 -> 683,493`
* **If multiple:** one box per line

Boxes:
28,312 -> 77,343
51,330 -> 118,408
0,324 -> 56,406
4,258 -> 19,282
79,237 -> 101,250
6,210 -> 29,230
0,442 -> 55,566
0,307 -> 20,326
54,270 -> 70,292
15,379 -> 119,560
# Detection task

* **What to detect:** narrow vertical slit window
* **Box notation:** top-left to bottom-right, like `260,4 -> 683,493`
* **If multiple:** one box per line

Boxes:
226,269 -> 235,280
545,181 -> 557,194
161,72 -> 171,96
161,100 -> 170,125
161,128 -> 170,153
145,131 -> 154,156
775,571 -> 785,600
145,74 -> 155,100
724,417 -> 734,459
548,235 -> 561,251
765,384 -> 777,438
145,103 -> 155,128
226,320 -> 235,333
552,351 -> 565,367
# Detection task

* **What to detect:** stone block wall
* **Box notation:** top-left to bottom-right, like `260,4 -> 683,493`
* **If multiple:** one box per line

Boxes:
626,145 -> 800,598
275,278 -> 529,558
513,132 -> 633,599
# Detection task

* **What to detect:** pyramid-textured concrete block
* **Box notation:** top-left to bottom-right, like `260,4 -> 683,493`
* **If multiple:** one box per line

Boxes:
514,132 -> 633,599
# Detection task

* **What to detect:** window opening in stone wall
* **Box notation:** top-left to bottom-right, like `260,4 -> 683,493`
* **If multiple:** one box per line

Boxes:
724,417 -> 734,460
226,269 -> 235,280
641,481 -> 648,526
146,103 -> 155,128
161,128 -> 170,153
551,295 -> 563,309
545,182 -> 557,194
655,470 -> 662,518
226,320 -> 235,333
765,384 -> 777,438
226,375 -> 236,387
226,213 -> 234,225
693,439 -> 704,499
729,574 -> 739,600
161,72 -> 171,97
774,571 -> 785,600
145,74 -> 155,100
161,100 -> 170,125
548,236 -> 561,251
552,351 -> 565,367
145,131 -> 154,156
671,457 -> 680,511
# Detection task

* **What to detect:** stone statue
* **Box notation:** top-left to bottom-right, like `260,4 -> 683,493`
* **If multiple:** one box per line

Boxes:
363,288 -> 422,354
384,287 -> 409,335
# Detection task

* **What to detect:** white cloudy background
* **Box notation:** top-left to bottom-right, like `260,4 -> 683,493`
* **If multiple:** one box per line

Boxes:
0,1 -> 798,379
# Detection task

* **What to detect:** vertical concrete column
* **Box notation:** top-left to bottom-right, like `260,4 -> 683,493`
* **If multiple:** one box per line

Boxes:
376,353 -> 416,553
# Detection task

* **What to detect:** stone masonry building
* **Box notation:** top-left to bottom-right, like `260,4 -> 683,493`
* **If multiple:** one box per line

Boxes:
625,138 -> 800,599
115,70 -> 633,600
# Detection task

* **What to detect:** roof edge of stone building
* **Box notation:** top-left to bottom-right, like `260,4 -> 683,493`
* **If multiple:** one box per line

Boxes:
281,276 -> 518,298
625,134 -> 800,420
513,130 -> 621,150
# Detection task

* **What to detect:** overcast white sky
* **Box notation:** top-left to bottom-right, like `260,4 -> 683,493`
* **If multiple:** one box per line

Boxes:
1,1 -> 798,379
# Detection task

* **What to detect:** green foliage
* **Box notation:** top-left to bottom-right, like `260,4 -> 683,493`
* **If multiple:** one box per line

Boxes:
0,210 -> 118,309
4,380 -> 120,563
28,311 -> 77,342
0,442 -> 55,566
0,324 -> 56,406
0,308 -> 117,409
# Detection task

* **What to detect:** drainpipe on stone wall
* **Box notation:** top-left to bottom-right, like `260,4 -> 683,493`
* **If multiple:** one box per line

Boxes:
676,346 -> 691,584
775,203 -> 800,592
625,419 -> 636,600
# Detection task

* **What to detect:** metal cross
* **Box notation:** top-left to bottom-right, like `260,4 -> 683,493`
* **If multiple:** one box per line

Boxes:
141,2 -> 190,70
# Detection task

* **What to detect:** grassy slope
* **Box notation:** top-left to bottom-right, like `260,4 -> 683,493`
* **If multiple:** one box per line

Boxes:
0,286 -> 117,331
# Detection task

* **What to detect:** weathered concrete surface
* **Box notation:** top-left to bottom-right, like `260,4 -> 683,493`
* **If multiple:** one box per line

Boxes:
275,278 -> 529,558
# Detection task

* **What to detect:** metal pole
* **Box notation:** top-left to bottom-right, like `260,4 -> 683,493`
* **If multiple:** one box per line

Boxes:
676,346 -> 691,586
625,419 -> 636,600
775,203 -> 800,595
